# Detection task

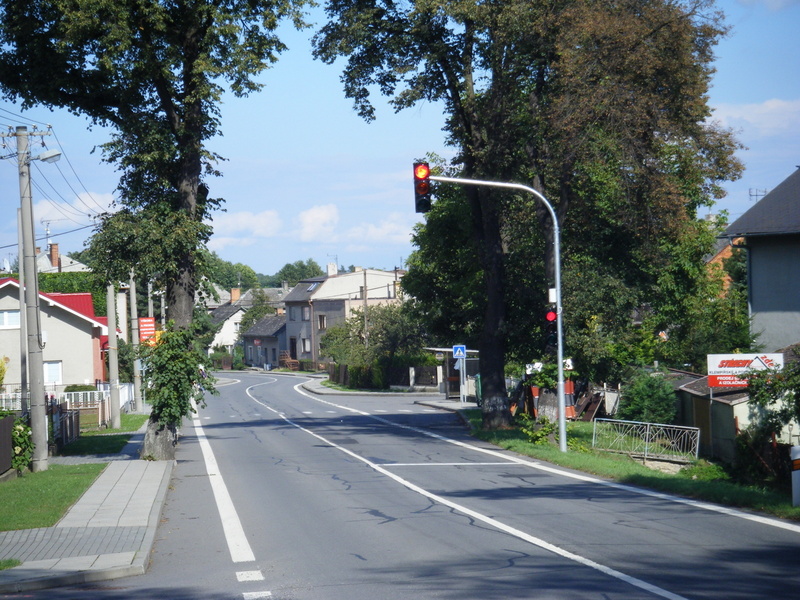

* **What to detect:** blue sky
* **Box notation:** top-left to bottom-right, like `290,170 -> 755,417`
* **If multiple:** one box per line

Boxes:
1,0 -> 798,277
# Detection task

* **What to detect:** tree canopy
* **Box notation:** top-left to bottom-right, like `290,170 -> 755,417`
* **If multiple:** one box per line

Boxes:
259,259 -> 325,288
0,0 -> 308,328
316,0 -> 743,426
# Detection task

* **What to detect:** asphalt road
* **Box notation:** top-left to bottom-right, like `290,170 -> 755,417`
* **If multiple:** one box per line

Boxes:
19,372 -> 800,599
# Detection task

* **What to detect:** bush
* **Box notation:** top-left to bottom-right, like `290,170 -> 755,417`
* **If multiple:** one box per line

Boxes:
64,384 -> 97,393
11,416 -> 33,473
616,370 -> 677,424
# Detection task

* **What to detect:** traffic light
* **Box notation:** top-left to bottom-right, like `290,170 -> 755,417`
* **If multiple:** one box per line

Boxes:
413,162 -> 431,213
544,305 -> 558,355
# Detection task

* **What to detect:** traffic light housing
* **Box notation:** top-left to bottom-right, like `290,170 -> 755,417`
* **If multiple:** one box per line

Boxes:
413,162 -> 431,213
544,305 -> 558,355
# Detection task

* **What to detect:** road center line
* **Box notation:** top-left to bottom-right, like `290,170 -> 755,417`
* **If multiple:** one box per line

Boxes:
291,382 -> 800,535
245,382 -> 687,600
192,400 -> 256,564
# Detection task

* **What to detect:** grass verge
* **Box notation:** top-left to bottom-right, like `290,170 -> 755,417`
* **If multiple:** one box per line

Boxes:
0,463 -> 106,531
58,413 -> 150,456
0,559 -> 21,571
463,410 -> 800,522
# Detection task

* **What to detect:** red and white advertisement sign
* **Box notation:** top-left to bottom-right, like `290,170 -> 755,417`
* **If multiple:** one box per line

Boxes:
139,317 -> 156,344
707,353 -> 784,387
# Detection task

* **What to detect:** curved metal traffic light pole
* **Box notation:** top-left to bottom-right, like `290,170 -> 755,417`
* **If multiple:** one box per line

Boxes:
429,175 -> 567,452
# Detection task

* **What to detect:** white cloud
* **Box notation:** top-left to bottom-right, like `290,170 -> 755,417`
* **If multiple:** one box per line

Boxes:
711,98 -> 800,138
342,212 -> 415,246
33,191 -> 115,230
297,204 -> 339,242
209,209 -> 282,238
207,236 -> 257,251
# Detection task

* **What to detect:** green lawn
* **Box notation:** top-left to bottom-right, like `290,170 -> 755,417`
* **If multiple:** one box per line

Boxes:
0,414 -> 149,541
464,410 -> 800,521
58,413 -> 149,456
79,413 -> 149,436
0,464 -> 106,531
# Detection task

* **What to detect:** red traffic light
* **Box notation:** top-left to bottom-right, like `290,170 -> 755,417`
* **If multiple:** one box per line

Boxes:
413,162 -> 432,213
545,309 -> 557,322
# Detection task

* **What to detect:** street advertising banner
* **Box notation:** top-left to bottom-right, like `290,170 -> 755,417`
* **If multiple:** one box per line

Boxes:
139,317 -> 157,345
707,353 -> 784,388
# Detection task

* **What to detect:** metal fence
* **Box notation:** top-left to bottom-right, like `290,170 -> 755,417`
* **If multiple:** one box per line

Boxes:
0,392 -> 27,412
0,415 -> 13,474
592,418 -> 700,462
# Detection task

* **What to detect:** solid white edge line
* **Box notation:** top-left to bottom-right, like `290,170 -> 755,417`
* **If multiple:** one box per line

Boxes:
292,382 -> 800,535
245,382 -> 688,600
192,400 -> 256,564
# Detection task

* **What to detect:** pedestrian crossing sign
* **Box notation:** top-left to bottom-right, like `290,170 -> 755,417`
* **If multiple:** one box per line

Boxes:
452,345 -> 467,359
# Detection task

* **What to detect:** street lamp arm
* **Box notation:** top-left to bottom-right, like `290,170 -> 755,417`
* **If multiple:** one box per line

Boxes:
429,174 -> 568,452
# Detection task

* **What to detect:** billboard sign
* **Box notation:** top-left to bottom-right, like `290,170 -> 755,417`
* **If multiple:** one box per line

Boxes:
139,317 -> 157,345
707,353 -> 784,388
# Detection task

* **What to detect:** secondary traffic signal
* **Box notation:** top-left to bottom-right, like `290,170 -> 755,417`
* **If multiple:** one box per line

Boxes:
544,305 -> 558,355
414,162 -> 431,213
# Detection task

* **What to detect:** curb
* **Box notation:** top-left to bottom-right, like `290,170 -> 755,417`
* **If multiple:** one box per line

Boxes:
0,460 -> 174,593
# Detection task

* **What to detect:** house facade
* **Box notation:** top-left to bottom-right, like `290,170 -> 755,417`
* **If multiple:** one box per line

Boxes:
0,278 -> 107,393
724,168 -> 800,351
242,315 -> 287,369
207,285 -> 292,354
35,243 -> 90,274
283,266 -> 403,368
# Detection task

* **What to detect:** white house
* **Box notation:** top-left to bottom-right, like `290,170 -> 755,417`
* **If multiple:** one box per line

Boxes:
0,278 -> 107,393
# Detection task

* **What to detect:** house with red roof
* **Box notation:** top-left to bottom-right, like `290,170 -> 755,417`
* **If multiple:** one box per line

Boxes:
0,278 -> 108,393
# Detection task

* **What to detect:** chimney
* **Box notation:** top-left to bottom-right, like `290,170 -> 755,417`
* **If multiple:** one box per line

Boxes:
49,243 -> 60,272
326,262 -> 338,277
231,288 -> 241,303
282,280 -> 289,294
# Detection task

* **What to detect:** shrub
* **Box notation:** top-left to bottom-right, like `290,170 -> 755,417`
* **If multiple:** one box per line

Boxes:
11,417 -> 33,473
64,384 -> 97,393
616,370 -> 677,424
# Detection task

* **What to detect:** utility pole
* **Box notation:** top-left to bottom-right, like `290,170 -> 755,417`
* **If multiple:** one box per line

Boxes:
106,284 -> 121,429
129,269 -> 143,412
16,208 -> 28,414
363,269 -> 369,349
4,126 -> 62,471
147,281 -> 154,319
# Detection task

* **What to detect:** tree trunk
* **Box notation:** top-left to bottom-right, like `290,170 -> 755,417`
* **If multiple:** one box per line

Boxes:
140,418 -> 178,461
470,187 -> 513,429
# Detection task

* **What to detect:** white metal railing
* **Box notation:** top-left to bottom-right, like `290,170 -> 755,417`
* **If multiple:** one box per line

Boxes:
61,390 -> 106,409
592,418 -> 700,462
0,392 -> 28,411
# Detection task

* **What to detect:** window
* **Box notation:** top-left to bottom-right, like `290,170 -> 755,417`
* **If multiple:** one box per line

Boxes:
301,338 -> 311,353
0,309 -> 21,328
44,361 -> 62,385
302,306 -> 311,321
318,314 -> 327,330
289,307 -> 297,321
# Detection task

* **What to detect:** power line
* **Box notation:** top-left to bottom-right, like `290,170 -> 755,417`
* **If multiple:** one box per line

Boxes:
50,127 -> 112,213
0,223 -> 96,251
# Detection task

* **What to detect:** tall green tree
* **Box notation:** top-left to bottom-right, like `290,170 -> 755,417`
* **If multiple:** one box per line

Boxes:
260,259 -> 325,287
0,0 -> 308,329
238,289 -> 277,338
206,251 -> 260,291
316,0 -> 742,428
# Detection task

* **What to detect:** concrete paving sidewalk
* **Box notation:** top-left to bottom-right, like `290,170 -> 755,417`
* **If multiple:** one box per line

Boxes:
0,426 -> 173,593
